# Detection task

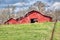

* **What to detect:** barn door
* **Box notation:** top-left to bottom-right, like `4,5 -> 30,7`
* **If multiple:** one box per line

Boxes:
30,18 -> 38,23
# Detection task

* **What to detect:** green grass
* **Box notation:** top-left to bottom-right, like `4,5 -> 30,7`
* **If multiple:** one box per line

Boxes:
0,22 -> 60,40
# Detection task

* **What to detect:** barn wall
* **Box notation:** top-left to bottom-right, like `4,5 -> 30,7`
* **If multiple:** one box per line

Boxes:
18,12 -> 52,24
5,19 -> 18,24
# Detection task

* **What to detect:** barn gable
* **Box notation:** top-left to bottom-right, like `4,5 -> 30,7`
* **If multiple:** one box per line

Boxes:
25,10 -> 52,19
4,18 -> 18,24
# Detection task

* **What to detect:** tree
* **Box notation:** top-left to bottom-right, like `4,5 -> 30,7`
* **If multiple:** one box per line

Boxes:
50,7 -> 59,40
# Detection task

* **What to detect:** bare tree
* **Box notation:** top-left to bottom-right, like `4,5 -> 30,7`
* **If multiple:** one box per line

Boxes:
50,8 -> 59,40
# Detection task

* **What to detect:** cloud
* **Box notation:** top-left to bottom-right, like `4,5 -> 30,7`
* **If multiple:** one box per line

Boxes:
13,2 -> 27,6
51,2 -> 60,10
52,2 -> 60,7
14,7 -> 29,13
12,0 -> 37,7
0,0 -> 54,8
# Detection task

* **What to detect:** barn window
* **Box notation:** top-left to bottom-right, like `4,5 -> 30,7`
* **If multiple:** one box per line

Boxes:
30,18 -> 38,23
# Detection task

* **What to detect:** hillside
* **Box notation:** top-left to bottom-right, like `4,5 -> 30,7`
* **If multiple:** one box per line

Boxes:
0,22 -> 60,40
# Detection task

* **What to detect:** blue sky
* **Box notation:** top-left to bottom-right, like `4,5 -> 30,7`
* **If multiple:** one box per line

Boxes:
0,0 -> 55,8
0,0 -> 52,4
0,0 -> 60,10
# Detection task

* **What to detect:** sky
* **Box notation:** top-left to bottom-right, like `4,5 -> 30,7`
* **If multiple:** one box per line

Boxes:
0,0 -> 55,8
0,0 -> 60,11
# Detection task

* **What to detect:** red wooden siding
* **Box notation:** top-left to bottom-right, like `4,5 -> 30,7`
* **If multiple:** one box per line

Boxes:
17,10 -> 52,24
4,10 -> 52,24
4,18 -> 18,24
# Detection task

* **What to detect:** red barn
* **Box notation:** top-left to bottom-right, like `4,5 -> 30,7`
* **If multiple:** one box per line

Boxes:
17,10 -> 52,24
4,18 -> 18,24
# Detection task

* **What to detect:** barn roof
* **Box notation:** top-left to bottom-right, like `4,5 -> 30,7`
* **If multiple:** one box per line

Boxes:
16,17 -> 24,21
16,10 -> 52,21
4,18 -> 16,23
24,10 -> 52,19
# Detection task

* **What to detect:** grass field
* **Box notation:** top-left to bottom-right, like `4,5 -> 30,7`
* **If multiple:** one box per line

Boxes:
0,22 -> 60,40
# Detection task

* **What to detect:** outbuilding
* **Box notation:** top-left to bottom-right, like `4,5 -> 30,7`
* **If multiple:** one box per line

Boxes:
17,10 -> 52,24
4,18 -> 18,24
